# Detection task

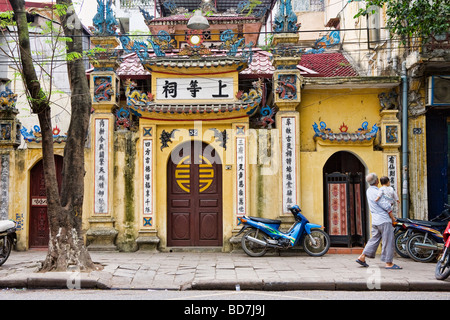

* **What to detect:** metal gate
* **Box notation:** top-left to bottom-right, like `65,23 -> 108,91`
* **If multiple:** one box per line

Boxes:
325,172 -> 366,247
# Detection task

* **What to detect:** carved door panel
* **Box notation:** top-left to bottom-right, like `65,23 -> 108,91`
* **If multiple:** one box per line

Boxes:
167,142 -> 223,247
29,156 -> 63,248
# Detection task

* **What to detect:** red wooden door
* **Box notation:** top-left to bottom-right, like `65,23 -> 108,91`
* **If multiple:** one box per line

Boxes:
167,141 -> 223,246
29,156 -> 63,248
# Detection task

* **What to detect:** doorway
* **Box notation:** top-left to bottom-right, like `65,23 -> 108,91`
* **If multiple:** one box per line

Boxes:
323,151 -> 367,247
29,156 -> 63,248
167,141 -> 223,246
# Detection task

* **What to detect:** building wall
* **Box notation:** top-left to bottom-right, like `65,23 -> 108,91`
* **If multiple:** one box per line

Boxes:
298,87 -> 393,226
8,145 -> 65,250
5,81 -> 401,251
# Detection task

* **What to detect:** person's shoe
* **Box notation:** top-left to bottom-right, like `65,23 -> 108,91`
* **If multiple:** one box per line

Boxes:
385,264 -> 402,269
356,259 -> 369,267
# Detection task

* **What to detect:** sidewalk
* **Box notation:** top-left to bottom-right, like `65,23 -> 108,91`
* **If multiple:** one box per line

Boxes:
0,250 -> 449,291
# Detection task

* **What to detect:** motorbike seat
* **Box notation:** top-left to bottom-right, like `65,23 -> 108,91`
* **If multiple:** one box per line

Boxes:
248,217 -> 282,225
408,219 -> 448,227
0,220 -> 15,233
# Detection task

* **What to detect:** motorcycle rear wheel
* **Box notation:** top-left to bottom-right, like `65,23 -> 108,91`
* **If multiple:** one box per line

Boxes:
435,247 -> 450,280
394,230 -> 410,258
241,228 -> 268,257
302,229 -> 330,257
406,233 -> 438,263
0,236 -> 12,267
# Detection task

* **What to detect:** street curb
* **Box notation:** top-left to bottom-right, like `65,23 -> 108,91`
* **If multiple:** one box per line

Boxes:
1,277 -> 450,291
0,276 -> 109,290
189,279 -> 450,291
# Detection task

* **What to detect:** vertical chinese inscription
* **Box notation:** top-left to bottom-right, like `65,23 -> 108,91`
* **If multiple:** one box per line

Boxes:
95,119 -> 109,214
387,155 -> 398,191
0,154 -> 9,220
281,117 -> 297,213
236,133 -> 246,220
143,139 -> 153,220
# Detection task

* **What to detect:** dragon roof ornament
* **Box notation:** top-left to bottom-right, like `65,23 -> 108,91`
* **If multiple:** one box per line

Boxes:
313,121 -> 379,143
92,0 -> 119,36
0,88 -> 18,113
273,0 -> 300,33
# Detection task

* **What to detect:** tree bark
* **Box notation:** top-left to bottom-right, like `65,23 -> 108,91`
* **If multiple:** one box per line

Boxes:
9,0 -> 95,271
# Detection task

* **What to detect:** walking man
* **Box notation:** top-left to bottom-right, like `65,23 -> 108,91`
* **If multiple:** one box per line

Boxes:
356,173 -> 402,269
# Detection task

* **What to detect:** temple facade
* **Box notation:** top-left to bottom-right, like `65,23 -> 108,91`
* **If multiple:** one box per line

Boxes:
1,0 -> 402,252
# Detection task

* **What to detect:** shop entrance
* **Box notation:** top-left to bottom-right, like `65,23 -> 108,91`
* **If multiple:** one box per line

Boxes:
167,141 -> 223,246
323,151 -> 367,247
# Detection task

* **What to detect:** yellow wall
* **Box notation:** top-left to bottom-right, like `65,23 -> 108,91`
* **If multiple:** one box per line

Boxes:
138,119 -> 248,251
8,82 -> 400,252
9,145 -> 65,250
298,87 -> 395,226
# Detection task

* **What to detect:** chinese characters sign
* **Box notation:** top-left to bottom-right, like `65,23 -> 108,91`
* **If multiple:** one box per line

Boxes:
143,139 -> 153,220
387,155 -> 398,191
0,154 -> 9,220
156,77 -> 234,101
95,119 -> 109,214
236,136 -> 246,217
281,117 -> 297,213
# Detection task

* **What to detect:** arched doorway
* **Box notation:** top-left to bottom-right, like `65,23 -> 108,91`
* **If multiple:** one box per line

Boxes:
29,155 -> 63,248
323,151 -> 367,247
167,141 -> 223,247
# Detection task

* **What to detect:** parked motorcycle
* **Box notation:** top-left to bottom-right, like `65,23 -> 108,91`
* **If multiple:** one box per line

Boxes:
405,209 -> 450,263
394,220 -> 411,258
435,221 -> 450,280
394,204 -> 450,260
0,220 -> 16,267
237,205 -> 330,257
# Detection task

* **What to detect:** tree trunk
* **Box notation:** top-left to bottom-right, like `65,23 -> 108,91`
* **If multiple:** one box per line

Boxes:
9,0 -> 95,271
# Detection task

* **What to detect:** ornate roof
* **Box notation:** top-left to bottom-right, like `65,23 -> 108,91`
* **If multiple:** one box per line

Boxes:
115,49 -> 359,79
313,121 -> 379,145
117,53 -> 151,78
153,0 -> 277,23
147,14 -> 261,24
241,50 -> 358,78
131,101 -> 254,116
123,77 -> 264,120
143,55 -> 248,72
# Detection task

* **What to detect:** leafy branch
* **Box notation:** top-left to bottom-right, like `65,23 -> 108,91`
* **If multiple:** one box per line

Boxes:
354,0 -> 450,44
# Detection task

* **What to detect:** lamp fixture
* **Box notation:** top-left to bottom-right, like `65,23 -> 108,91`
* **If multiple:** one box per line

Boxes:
187,10 -> 210,30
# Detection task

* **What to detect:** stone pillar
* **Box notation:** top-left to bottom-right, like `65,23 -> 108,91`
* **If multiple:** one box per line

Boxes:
135,124 -> 160,251
86,36 -> 120,251
272,33 -> 303,218
0,87 -> 20,221
229,122 -> 250,251
379,109 -> 402,218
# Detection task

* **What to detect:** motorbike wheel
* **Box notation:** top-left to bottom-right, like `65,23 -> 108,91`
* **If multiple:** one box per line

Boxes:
406,233 -> 438,263
0,236 -> 12,267
302,229 -> 330,257
435,247 -> 450,280
394,230 -> 410,258
241,228 -> 268,257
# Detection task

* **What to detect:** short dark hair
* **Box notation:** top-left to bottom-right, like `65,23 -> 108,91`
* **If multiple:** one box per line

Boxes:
380,176 -> 389,185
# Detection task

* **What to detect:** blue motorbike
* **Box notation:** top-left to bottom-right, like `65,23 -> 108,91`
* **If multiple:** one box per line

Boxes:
236,205 -> 330,257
